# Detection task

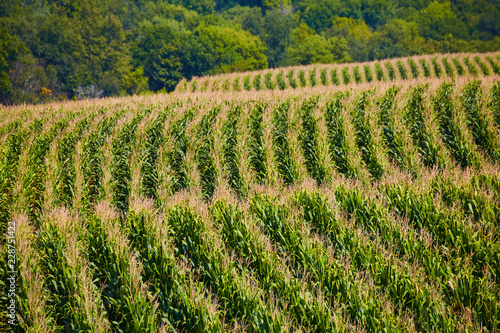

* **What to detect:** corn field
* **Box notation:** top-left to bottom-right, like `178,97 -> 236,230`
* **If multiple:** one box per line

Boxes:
175,52 -> 500,95
1,74 -> 500,332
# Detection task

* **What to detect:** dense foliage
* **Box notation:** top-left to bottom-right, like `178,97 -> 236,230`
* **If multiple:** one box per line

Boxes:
0,0 -> 499,104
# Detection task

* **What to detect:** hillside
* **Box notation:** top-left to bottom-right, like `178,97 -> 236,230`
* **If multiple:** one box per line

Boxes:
1,75 -> 500,331
175,52 -> 500,93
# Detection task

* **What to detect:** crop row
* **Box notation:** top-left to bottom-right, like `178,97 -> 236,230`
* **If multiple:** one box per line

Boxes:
176,52 -> 500,94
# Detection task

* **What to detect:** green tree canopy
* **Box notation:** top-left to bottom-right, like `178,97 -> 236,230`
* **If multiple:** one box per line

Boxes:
194,24 -> 268,73
415,1 -> 469,41
326,17 -> 374,62
284,23 -> 351,65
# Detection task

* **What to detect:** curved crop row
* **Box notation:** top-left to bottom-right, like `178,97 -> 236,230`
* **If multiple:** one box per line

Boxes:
176,52 -> 500,94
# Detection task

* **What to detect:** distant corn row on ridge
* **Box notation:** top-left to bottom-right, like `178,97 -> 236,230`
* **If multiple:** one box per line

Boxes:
1,76 -> 500,332
175,51 -> 500,94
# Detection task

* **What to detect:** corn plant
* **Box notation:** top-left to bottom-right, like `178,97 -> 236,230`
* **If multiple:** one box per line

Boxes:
309,67 -> 317,87
253,73 -> 263,91
38,216 -> 111,332
331,68 -> 340,85
84,215 -> 158,332
463,57 -> 478,76
384,184 -> 500,277
474,56 -> 490,76
276,70 -> 287,90
286,69 -> 297,88
488,81 -> 500,131
191,80 -> 198,93
486,56 -> 500,75
298,97 -> 325,185
196,107 -> 219,200
429,175 -> 491,222
177,80 -> 187,93
24,118 -> 70,226
431,57 -> 442,78
320,68 -> 328,85
233,76 -> 241,92
385,62 -> 396,80
200,80 -> 209,92
407,58 -> 419,79
298,69 -> 307,87
247,103 -> 267,183
222,106 -> 243,196
333,186 -> 495,331
452,57 -> 465,76
140,110 -> 169,201
432,82 -> 476,168
168,202 -> 286,332
374,63 -> 385,81
460,80 -> 499,161
351,91 -> 383,180
442,57 -> 454,76
0,119 -> 19,138
111,112 -> 147,213
211,79 -> 220,92
292,190 -> 449,332
81,116 -> 117,214
222,79 -> 230,92
271,101 -> 295,185
403,85 -> 441,168
167,109 -> 193,193
264,71 -> 275,90
341,67 -> 351,84
213,199 -> 334,332
396,61 -> 407,80
54,117 -> 91,207
419,58 -> 431,77
0,127 -> 25,239
127,209 -> 224,332
243,75 -> 252,91
363,65 -> 373,82
324,92 -> 354,177
353,66 -> 362,83
384,184 -> 500,330
376,87 -> 407,169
